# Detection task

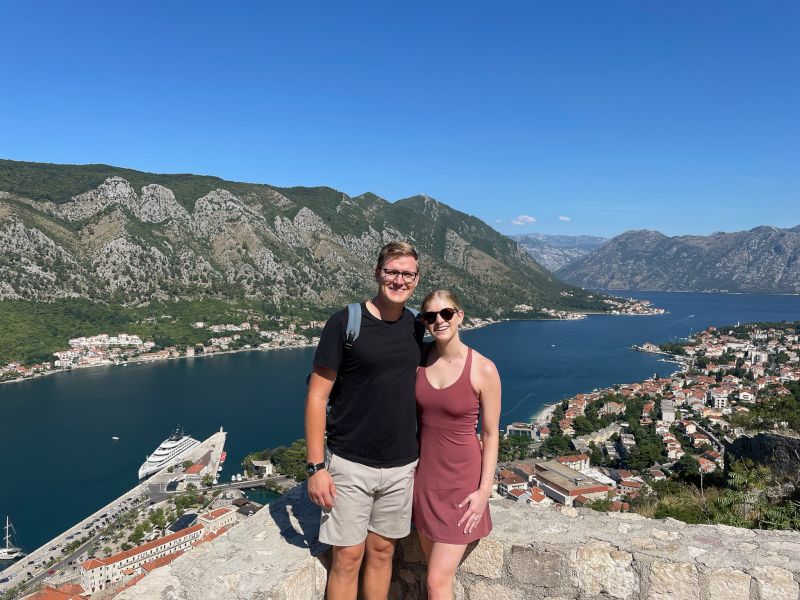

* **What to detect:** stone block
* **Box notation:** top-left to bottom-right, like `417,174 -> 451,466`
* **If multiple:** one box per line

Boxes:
460,539 -> 504,579
648,561 -> 699,600
752,565 -> 799,600
399,533 -> 425,564
568,541 -> 638,599
507,544 -> 563,588
705,568 -> 751,600
468,581 -> 526,600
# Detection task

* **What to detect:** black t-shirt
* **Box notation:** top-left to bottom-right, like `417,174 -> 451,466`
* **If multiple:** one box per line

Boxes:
313,303 -> 421,468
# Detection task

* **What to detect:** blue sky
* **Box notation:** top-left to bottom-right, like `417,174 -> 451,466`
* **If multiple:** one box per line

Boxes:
1,1 -> 797,238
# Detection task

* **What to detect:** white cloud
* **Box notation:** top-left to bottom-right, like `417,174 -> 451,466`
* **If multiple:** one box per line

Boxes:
558,216 -> 572,222
511,215 -> 536,225
495,219 -> 502,223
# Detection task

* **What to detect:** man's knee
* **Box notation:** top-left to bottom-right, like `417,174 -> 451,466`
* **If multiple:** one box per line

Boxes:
331,544 -> 365,576
365,533 -> 396,564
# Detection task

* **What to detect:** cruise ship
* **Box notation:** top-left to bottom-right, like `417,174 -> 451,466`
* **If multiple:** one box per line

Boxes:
138,427 -> 200,479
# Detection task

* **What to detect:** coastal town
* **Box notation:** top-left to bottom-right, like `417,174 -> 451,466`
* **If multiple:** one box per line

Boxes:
0,317 -> 322,385
0,298 -> 660,385
494,322 -> 800,512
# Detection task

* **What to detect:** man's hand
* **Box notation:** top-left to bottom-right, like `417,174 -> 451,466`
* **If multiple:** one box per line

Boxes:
307,468 -> 336,509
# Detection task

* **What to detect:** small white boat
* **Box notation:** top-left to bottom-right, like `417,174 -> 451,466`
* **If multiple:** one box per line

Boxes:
0,516 -> 26,561
112,436 -> 120,441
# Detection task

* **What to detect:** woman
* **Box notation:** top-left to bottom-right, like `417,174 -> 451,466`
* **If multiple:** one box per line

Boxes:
413,290 -> 501,599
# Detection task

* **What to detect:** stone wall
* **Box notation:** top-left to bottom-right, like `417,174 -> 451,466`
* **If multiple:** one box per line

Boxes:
117,485 -> 800,600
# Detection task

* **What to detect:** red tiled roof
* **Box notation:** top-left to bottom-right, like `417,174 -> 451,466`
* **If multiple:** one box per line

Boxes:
141,550 -> 184,573
23,585 -> 84,600
200,507 -> 234,521
185,463 -> 204,475
81,525 -> 203,570
529,487 -> 546,502
193,524 -> 232,546
556,454 -> 588,464
499,475 -> 526,485
508,489 -> 527,498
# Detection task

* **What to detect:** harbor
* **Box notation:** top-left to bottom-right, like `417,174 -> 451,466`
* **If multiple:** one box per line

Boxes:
0,428 -> 235,596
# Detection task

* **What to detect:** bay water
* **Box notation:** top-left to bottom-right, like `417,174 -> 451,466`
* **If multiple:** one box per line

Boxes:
2,291 -> 799,559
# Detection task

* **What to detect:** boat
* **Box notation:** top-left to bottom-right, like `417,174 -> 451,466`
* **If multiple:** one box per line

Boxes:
112,436 -> 119,441
0,516 -> 26,561
138,426 -> 201,479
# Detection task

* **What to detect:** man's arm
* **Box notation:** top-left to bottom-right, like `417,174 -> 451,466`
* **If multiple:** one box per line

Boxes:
305,365 -> 337,509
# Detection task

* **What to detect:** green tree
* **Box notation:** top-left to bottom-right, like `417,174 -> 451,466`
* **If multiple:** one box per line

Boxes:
674,453 -> 700,478
573,415 -> 594,436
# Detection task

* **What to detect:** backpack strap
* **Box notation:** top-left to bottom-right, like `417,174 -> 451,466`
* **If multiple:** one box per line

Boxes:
343,304 -> 421,351
405,306 -> 425,347
344,302 -> 362,351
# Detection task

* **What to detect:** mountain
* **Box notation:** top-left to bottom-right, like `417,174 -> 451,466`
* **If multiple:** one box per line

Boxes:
557,227 -> 800,294
511,233 -> 607,272
0,159 -> 609,317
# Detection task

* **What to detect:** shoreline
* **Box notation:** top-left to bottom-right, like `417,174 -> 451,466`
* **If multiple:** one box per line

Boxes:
0,341 -> 317,387
0,303 -> 666,388
533,402 -> 559,426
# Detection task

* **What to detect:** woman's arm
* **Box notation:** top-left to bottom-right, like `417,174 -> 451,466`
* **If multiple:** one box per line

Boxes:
458,354 -> 502,534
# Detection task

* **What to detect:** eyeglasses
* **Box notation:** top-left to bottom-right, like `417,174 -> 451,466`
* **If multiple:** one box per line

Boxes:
380,268 -> 418,283
421,308 -> 459,324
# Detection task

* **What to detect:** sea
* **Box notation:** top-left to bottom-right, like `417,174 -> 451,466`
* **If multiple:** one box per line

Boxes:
2,291 -> 800,563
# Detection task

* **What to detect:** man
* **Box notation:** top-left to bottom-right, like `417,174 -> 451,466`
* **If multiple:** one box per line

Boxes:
305,241 -> 422,600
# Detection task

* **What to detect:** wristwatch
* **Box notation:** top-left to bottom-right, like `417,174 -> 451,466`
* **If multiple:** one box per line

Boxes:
305,462 -> 326,476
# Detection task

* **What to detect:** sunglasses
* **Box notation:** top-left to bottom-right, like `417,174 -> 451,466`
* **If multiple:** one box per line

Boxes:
421,308 -> 459,324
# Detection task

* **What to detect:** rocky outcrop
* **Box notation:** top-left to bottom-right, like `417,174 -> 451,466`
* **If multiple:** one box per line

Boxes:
725,432 -> 800,481
117,485 -> 800,600
557,227 -> 800,294
0,216 -> 89,300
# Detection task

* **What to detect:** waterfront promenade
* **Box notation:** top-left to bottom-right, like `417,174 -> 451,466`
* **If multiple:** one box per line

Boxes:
0,430 -> 227,596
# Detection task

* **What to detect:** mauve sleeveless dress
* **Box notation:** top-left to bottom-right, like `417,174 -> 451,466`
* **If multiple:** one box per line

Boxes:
413,347 -> 492,544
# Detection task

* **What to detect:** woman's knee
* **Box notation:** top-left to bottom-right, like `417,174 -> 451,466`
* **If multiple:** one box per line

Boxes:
426,568 -> 454,594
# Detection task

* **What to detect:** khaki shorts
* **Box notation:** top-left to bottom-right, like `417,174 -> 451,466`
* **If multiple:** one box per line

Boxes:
319,453 -> 418,547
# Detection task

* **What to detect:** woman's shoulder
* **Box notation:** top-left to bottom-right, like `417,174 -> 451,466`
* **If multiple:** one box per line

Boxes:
469,347 -> 499,379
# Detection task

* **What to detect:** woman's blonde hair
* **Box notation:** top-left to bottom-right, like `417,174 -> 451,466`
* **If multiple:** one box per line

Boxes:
421,289 -> 462,313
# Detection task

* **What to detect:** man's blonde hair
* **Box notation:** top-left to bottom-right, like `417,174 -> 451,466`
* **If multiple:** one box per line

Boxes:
375,242 -> 419,271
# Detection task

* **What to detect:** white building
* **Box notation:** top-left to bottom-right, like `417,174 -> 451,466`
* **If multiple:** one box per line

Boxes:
198,507 -> 237,533
80,525 -> 203,594
661,400 -> 675,423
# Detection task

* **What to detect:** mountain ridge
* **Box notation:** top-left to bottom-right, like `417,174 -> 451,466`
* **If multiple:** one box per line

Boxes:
511,233 -> 608,272
0,159 -> 608,316
557,226 -> 800,294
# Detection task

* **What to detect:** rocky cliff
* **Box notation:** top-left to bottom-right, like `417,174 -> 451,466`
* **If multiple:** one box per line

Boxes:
557,227 -> 800,294
0,160 -> 605,315
726,432 -> 800,481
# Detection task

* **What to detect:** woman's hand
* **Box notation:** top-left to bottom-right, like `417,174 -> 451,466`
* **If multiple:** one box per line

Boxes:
457,489 -> 490,534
